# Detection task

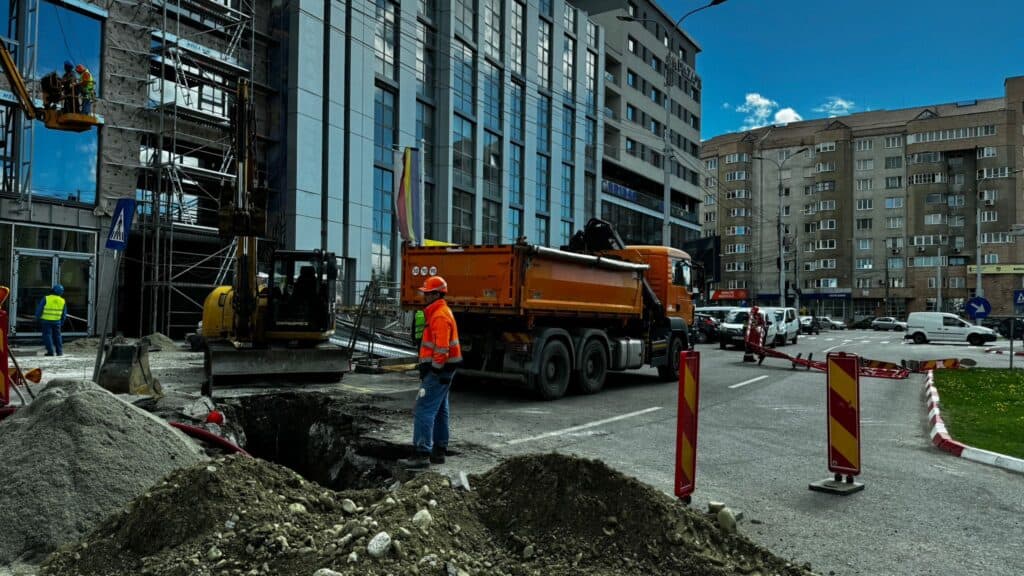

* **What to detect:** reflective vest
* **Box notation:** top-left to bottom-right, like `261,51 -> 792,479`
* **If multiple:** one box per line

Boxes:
418,298 -> 462,370
413,310 -> 426,340
80,68 -> 95,99
41,294 -> 66,322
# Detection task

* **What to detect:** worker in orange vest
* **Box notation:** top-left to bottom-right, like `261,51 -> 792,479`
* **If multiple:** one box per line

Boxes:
400,275 -> 462,469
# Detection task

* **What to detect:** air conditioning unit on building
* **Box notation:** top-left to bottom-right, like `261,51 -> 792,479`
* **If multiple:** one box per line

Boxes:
984,199 -> 994,206
918,246 -> 926,253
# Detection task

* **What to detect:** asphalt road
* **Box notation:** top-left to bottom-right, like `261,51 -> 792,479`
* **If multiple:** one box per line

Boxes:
379,330 -> 1024,576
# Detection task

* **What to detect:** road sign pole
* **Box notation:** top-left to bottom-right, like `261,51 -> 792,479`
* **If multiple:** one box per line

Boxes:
810,352 -> 865,495
674,350 -> 700,503
93,198 -> 137,382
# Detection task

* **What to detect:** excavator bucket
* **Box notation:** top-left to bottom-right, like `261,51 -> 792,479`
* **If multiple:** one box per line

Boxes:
96,340 -> 163,396
203,340 -> 351,397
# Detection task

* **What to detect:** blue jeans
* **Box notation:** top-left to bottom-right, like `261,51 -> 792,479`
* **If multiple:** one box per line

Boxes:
41,321 -> 63,355
413,370 -> 454,455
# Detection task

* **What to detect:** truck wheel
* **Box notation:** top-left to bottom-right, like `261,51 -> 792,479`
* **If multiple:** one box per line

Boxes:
913,332 -> 927,345
537,340 -> 571,400
574,339 -> 608,395
658,335 -> 686,381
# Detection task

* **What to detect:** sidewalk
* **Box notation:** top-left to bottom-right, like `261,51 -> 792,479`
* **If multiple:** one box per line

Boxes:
923,370 -> 1024,474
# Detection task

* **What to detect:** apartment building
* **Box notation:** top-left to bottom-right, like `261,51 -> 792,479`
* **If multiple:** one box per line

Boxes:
701,76 -> 1024,319
591,0 -> 703,247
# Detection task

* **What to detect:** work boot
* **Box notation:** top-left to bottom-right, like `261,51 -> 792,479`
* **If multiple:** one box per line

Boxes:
398,454 -> 430,469
430,447 -> 447,465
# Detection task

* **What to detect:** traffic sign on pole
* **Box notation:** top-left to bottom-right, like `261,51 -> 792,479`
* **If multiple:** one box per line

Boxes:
105,198 -> 136,251
1015,290 -> 1024,306
674,350 -> 700,503
966,296 -> 992,320
810,352 -> 864,495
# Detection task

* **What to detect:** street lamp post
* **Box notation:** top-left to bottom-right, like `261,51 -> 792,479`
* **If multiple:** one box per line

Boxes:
618,0 -> 727,248
753,147 -> 807,307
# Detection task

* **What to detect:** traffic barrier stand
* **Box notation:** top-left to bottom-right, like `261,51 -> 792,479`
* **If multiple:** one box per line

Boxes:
741,310 -> 910,379
1,288 -> 8,407
901,358 -> 974,373
674,350 -> 700,504
809,352 -> 865,495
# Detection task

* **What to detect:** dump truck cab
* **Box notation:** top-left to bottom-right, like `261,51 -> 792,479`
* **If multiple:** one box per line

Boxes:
608,245 -> 695,327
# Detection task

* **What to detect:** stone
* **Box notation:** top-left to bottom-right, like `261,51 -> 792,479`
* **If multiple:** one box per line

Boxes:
452,471 -> 471,491
288,503 -> 307,514
312,570 -> 342,576
717,507 -> 737,534
708,501 -> 726,514
347,551 -> 359,563
419,554 -> 441,568
367,532 -> 392,558
207,546 -> 223,562
398,527 -> 413,539
392,540 -> 406,559
522,544 -> 535,559
351,526 -> 369,539
341,499 -> 357,514
418,485 -> 432,498
428,499 -> 438,508
412,509 -> 433,530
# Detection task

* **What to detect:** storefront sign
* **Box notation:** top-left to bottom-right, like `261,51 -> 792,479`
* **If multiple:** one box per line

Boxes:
711,289 -> 748,300
966,264 -> 1024,274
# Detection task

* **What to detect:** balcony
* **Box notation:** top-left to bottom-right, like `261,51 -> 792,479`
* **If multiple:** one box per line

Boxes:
603,107 -> 617,121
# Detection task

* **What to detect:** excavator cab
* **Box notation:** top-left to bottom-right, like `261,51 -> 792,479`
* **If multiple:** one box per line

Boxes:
264,250 -> 338,340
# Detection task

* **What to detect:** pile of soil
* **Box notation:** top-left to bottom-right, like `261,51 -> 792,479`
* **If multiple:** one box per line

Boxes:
142,332 -> 180,352
0,380 -> 206,565
42,454 -> 813,576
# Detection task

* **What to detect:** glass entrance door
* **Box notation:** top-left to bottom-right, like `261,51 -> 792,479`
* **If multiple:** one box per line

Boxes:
11,249 -> 94,336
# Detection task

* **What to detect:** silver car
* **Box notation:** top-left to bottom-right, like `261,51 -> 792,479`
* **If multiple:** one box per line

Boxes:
871,317 -> 907,331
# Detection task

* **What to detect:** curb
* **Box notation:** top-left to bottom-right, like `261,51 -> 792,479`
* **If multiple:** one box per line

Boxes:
923,370 -> 1024,475
984,348 -> 1024,357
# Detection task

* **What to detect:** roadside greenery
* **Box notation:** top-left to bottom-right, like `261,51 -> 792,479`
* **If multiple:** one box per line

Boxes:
934,368 -> 1024,460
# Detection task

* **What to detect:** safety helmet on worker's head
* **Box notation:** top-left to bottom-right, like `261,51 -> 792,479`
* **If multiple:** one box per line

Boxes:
63,60 -> 73,71
52,284 -> 64,296
75,64 -> 85,73
417,275 -> 447,294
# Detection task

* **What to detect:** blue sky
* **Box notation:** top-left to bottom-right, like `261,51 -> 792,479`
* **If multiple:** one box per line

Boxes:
670,0 -> 1024,138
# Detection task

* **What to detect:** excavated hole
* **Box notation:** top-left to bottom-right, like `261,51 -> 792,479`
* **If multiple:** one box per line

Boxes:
221,392 -> 407,490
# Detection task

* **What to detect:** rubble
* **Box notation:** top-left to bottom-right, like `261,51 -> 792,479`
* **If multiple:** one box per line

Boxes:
41,453 -> 815,576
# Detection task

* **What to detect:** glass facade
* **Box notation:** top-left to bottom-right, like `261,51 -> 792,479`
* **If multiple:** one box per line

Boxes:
452,115 -> 475,190
483,62 -> 502,132
482,0 -> 503,61
415,20 -> 435,98
536,155 -> 550,213
483,131 -> 502,201
453,40 -> 475,115
374,0 -> 397,80
510,82 -> 525,141
511,0 -> 525,76
453,190 -> 475,244
562,35 -> 575,102
538,19 -> 551,89
536,94 -> 551,154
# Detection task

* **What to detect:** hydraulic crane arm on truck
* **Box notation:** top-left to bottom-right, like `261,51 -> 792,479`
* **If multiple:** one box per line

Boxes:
401,218 -> 695,400
0,39 -> 98,132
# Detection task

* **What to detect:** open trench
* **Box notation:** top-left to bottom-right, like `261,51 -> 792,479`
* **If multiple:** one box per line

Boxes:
216,392 -> 409,491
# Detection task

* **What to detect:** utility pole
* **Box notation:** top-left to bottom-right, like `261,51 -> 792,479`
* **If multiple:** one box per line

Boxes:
753,147 -> 807,307
937,247 -> 943,312
975,189 -> 984,298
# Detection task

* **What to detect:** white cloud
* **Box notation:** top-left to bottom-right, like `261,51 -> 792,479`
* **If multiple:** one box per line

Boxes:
734,92 -> 802,130
813,97 -> 856,117
722,102 -> 731,110
774,107 -> 803,124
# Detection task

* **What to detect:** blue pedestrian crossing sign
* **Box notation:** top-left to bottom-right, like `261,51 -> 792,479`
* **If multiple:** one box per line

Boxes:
966,296 -> 991,320
105,198 -> 136,251
1015,290 -> 1024,307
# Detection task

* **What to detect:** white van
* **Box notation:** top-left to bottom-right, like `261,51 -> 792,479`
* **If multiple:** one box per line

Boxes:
695,306 -> 737,322
904,312 -> 998,346
762,307 -> 800,346
718,308 -> 779,350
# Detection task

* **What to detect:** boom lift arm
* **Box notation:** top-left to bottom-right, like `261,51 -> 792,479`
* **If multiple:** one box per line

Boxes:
0,39 -> 98,132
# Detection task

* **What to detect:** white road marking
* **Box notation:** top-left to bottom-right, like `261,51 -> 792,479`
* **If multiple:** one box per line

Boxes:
823,342 -> 849,352
504,407 -> 662,446
825,338 -> 835,341
729,375 -> 770,389
879,341 -> 889,345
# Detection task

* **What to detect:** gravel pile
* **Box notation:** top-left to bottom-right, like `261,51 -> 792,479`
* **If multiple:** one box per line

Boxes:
0,380 -> 206,565
42,453 -> 813,576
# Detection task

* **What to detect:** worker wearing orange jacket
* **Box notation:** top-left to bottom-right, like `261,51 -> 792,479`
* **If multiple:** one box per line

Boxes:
400,275 -> 461,469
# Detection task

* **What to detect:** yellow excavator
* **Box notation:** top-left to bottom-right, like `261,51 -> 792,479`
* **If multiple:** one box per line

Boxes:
199,80 -> 350,396
0,39 -> 99,132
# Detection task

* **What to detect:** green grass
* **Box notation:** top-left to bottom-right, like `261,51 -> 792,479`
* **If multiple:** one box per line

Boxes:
934,369 -> 1024,459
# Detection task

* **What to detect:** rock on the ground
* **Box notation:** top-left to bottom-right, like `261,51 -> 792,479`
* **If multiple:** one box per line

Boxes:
312,570 -> 341,576
412,509 -> 433,530
366,532 -> 391,558
340,499 -> 357,514
717,507 -> 738,534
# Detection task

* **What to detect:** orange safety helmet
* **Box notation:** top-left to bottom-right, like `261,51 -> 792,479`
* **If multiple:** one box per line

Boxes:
75,64 -> 85,73
417,275 -> 448,294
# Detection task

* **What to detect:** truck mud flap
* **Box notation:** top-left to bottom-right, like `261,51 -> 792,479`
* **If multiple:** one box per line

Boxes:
205,341 -> 351,390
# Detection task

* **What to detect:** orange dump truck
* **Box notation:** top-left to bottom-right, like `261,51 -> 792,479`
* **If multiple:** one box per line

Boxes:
400,219 -> 695,399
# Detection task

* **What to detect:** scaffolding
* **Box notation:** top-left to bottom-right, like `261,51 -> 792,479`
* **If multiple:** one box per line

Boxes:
106,0 -> 260,337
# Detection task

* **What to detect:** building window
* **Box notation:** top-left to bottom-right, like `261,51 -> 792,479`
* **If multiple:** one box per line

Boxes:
483,199 -> 501,244
981,211 -> 998,222
909,151 -> 943,164
585,50 -> 597,111
454,0 -> 476,39
483,131 -> 502,201
856,218 -> 873,230
856,179 -> 873,191
538,20 -> 552,89
535,216 -> 549,245
884,136 -> 902,148
854,138 -> 873,151
483,0 -> 503,60
560,108 -> 576,163
912,173 -> 945,185
453,41 -> 475,115
509,207 -> 522,241
587,21 -> 598,48
885,176 -> 903,189
888,257 -> 904,269
510,82 -> 525,141
884,156 -> 902,169
949,215 -> 965,227
372,167 -> 395,280
537,94 -> 551,154
374,0 -> 398,80
725,153 -> 750,164
856,198 -> 873,210
511,1 -> 525,75
977,167 -> 1010,179
983,253 -> 999,264
510,144 -> 524,205
374,87 -> 396,166
924,213 -> 944,225
626,70 -> 637,87
536,155 -> 550,213
561,163 -> 574,220
885,197 -> 903,209
415,102 -> 435,179
584,117 -> 597,172
483,62 -> 502,131
452,115 -> 475,190
977,146 -> 998,158
625,138 -> 637,156
818,200 -> 836,211
820,219 -> 837,230
725,171 -> 748,181
453,190 -> 475,244
858,239 -> 872,250
855,158 -> 874,170
948,277 -> 965,289
816,162 -> 836,173
539,0 -> 552,16
415,20 -> 436,98
947,194 -> 965,207
815,141 -> 836,152
887,217 -> 904,229
856,258 -> 873,270
562,35 -> 576,102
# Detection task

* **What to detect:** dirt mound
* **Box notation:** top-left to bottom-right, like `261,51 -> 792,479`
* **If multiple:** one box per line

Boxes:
142,332 -> 179,352
0,380 -> 206,565
42,454 -> 813,576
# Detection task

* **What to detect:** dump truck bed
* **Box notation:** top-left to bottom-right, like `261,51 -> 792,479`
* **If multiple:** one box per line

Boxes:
401,244 -> 647,318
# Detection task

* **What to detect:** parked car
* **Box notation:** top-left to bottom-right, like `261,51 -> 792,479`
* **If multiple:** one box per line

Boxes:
996,317 -> 1024,339
870,317 -> 907,331
799,316 -> 821,334
762,307 -> 800,345
849,316 -> 876,330
819,316 -> 846,330
904,312 -> 998,346
692,313 -> 720,343
718,308 -> 777,350
695,306 -> 737,323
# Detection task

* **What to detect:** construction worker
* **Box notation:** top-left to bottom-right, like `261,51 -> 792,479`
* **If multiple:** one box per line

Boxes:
400,275 -> 461,469
35,284 -> 67,356
61,61 -> 79,112
75,64 -> 95,115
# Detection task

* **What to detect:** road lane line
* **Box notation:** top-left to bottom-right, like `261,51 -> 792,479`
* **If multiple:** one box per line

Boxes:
823,342 -> 849,352
505,407 -> 662,446
729,375 -> 769,389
